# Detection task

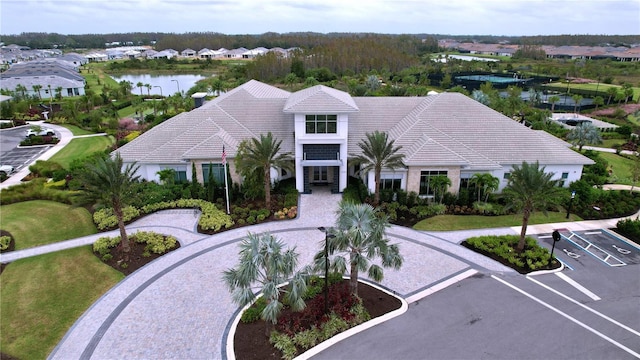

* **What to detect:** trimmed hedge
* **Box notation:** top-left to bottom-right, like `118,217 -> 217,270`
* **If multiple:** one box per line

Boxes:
464,235 -> 553,273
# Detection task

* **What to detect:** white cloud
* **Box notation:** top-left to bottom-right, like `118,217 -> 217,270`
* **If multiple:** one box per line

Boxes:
1,0 -> 637,35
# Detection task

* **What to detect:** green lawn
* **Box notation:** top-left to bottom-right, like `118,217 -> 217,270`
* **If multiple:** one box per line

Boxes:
599,152 -> 636,183
0,247 -> 123,360
48,135 -> 114,168
601,138 -> 626,149
58,124 -> 96,136
1,200 -> 97,249
413,211 -> 582,231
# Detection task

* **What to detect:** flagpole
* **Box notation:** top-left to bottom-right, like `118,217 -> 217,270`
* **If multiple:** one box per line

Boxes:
223,146 -> 230,215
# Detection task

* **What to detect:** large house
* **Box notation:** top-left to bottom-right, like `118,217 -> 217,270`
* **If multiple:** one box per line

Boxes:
115,80 -> 594,197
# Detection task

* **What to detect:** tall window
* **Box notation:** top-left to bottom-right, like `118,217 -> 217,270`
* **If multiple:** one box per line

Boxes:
419,170 -> 447,196
202,163 -> 225,184
381,178 -> 402,190
305,114 -> 337,134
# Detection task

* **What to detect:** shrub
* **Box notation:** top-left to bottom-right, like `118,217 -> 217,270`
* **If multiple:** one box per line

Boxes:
464,235 -> 552,273
133,231 -> 178,254
241,297 -> 267,323
616,218 -> 640,243
93,206 -> 141,230
284,191 -> 299,207
0,236 -> 12,251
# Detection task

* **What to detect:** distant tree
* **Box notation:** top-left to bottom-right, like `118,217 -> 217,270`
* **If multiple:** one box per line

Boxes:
32,84 -> 42,100
136,82 -> 144,96
622,83 -> 634,104
548,95 -> 560,112
145,83 -> 152,96
572,94 -> 583,114
606,87 -> 618,105
593,96 -> 604,110
567,122 -> 602,151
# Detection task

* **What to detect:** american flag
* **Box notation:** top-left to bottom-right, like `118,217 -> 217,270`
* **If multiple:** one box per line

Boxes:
221,145 -> 226,165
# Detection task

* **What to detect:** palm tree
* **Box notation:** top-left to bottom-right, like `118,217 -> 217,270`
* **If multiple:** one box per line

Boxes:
606,87 -> 618,105
316,202 -> 403,296
593,96 -> 604,110
145,83 -> 152,96
136,82 -> 144,96
548,95 -> 560,112
503,161 -> 561,252
14,84 -> 27,99
223,232 -> 307,337
32,84 -> 42,100
235,132 -> 293,210
572,94 -> 583,114
75,154 -> 140,256
430,175 -> 451,204
469,173 -> 500,203
567,122 -> 602,151
350,131 -> 405,206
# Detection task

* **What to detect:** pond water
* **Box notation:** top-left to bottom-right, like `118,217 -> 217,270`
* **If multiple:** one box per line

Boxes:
109,74 -> 209,96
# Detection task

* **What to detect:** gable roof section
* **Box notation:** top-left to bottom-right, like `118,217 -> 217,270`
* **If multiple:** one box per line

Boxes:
115,80 -> 293,164
284,85 -> 359,113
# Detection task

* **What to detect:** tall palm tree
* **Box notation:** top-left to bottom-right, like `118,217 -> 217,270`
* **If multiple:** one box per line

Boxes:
606,87 -> 617,105
503,161 -> 561,252
350,131 -> 405,206
136,82 -> 144,96
469,173 -> 500,203
235,132 -> 293,210
223,232 -> 307,337
145,83 -> 152,96
75,154 -> 140,256
316,202 -> 403,296
14,84 -> 27,99
32,84 -> 42,100
567,122 -> 602,151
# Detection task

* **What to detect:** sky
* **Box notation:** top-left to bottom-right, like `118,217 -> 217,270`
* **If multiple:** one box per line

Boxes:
1,0 -> 638,36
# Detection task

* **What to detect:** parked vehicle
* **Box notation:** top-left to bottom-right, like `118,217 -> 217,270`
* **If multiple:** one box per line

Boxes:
26,127 -> 55,137
0,164 -> 15,176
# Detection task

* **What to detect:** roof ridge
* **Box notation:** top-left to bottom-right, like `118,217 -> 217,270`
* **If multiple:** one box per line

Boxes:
387,97 -> 435,140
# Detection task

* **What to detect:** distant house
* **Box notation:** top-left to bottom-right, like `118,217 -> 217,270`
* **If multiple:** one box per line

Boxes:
242,47 -> 268,59
0,61 -> 86,98
181,48 -> 196,57
115,80 -> 593,196
224,47 -> 248,59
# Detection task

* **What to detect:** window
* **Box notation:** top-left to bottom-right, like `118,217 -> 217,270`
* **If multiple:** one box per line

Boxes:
305,114 -> 337,134
202,163 -> 225,184
560,172 -> 569,187
381,178 -> 402,190
161,166 -> 187,183
419,170 -> 447,196
503,173 -> 511,180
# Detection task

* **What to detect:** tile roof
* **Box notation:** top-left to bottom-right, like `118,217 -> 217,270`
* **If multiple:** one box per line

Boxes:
115,80 -> 593,169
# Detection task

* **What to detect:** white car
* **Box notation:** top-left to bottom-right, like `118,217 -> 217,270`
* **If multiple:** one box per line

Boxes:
26,127 -> 55,137
0,164 -> 15,176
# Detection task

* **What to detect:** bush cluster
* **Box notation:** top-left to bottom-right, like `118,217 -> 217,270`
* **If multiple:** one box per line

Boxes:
93,206 -> 141,230
0,178 -> 74,205
93,231 -> 178,260
231,206 -> 271,225
616,218 -> 640,244
0,236 -> 12,251
20,135 -> 59,146
274,206 -> 297,220
464,235 -> 552,272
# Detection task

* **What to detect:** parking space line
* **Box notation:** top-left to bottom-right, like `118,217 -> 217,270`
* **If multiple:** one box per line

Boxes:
526,276 -> 640,337
562,232 -> 626,267
493,275 -> 640,358
554,272 -> 601,301
405,269 -> 477,304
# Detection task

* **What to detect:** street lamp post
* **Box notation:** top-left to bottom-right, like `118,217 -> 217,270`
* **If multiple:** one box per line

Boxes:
549,230 -> 561,267
171,79 -> 181,96
318,227 -> 335,314
153,85 -> 163,97
566,190 -> 576,219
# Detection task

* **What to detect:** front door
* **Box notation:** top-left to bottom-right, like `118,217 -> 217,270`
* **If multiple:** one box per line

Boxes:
313,166 -> 328,182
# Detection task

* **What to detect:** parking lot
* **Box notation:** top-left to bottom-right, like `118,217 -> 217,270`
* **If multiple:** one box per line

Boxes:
0,126 -> 54,174
536,229 -> 640,270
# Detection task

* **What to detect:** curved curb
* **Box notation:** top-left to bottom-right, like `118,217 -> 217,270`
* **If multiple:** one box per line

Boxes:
526,262 -> 565,276
224,281 -> 408,360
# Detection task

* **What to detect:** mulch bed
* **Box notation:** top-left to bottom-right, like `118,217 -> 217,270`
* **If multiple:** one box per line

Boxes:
233,281 -> 402,360
99,240 -> 181,276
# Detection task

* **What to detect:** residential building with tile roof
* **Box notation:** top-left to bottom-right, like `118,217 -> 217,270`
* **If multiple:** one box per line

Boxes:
115,80 -> 594,196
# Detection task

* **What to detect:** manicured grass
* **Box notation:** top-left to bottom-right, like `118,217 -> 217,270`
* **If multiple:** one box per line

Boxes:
1,200 -> 97,249
601,138 -> 626,149
58,124 -> 96,136
48,135 -> 114,168
0,247 -> 124,360
413,211 -> 582,231
599,152 -> 636,182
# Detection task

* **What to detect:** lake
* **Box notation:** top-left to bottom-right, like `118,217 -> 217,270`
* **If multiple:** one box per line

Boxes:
109,74 -> 208,96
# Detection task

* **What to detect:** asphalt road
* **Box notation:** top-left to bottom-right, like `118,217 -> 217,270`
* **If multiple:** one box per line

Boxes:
312,233 -> 640,360
0,126 -> 53,172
